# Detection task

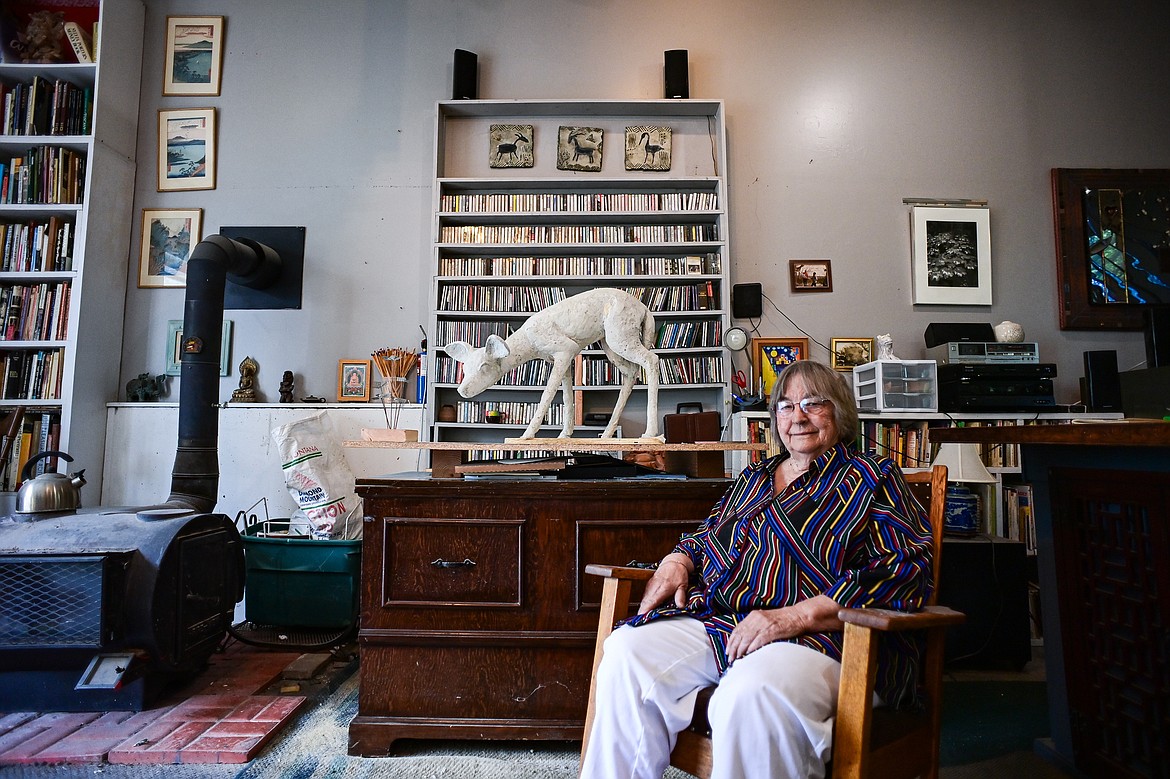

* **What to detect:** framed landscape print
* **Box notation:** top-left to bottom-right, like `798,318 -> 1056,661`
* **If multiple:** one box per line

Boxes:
830,337 -> 874,371
910,206 -> 992,305
751,337 -> 809,401
139,208 -> 202,287
789,260 -> 833,292
163,16 -> 225,96
157,108 -> 217,192
166,319 -> 232,376
338,359 -> 372,402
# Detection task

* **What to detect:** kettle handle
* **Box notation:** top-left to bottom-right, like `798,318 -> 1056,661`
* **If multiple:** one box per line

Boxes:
21,450 -> 73,481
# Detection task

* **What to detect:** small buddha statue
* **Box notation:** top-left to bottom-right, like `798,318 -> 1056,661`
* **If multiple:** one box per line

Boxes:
231,356 -> 260,402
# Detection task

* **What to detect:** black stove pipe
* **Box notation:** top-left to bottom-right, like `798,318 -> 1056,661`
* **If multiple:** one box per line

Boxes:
163,234 -> 281,513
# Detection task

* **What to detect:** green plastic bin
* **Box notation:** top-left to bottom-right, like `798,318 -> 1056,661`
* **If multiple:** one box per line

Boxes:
241,520 -> 361,629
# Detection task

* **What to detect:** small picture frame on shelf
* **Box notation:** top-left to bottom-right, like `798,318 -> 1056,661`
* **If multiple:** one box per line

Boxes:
829,337 -> 874,371
139,208 -> 202,288
489,124 -> 534,168
910,206 -> 992,305
165,319 -> 232,376
163,16 -> 225,96
338,359 -> 372,402
751,337 -> 809,401
157,107 -> 217,192
789,260 -> 833,292
624,125 -> 671,171
556,126 -> 603,172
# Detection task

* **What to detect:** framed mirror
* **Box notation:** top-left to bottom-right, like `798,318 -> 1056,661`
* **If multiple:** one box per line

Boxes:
1052,168 -> 1170,330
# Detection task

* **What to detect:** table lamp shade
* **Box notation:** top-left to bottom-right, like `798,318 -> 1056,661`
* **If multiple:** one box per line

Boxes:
930,442 -> 996,483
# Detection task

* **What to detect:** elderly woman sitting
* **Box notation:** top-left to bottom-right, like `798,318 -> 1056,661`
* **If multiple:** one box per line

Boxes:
580,360 -> 934,779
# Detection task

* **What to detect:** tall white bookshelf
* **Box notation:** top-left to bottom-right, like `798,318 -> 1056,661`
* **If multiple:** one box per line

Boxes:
428,99 -> 732,456
0,0 -> 144,492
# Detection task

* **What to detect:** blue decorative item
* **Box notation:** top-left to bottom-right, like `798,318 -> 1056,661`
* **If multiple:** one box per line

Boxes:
943,484 -> 979,536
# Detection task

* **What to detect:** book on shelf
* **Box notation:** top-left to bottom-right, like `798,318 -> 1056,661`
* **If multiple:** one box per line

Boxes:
62,20 -> 91,62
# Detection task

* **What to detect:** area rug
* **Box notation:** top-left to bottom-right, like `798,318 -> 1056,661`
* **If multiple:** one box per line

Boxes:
939,681 -> 1049,766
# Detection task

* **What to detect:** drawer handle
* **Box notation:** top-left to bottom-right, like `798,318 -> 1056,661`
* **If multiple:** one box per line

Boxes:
431,557 -> 477,569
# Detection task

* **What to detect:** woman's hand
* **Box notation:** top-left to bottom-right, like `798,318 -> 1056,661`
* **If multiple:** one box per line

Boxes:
637,554 -> 693,614
725,594 -> 843,663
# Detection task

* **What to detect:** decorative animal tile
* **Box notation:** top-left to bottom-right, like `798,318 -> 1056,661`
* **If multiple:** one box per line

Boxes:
625,126 -> 672,171
557,126 -> 603,172
489,124 -> 534,168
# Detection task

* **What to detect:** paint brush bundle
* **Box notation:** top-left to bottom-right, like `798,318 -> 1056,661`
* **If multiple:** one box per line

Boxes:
371,347 -> 418,401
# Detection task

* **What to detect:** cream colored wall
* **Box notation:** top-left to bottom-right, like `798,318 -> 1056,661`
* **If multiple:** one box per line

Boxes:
118,0 -> 1169,414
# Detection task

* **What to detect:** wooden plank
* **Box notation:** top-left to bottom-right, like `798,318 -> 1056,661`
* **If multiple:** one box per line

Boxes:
931,421 -> 1170,447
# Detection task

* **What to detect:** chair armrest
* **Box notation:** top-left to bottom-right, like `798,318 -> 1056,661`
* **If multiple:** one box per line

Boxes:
585,563 -> 657,581
837,604 -> 965,632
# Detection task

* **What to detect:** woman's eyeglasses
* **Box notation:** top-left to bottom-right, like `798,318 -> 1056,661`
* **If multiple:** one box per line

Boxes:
774,397 -> 832,417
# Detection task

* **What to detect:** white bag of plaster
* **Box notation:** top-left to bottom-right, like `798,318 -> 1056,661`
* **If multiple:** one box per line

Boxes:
270,410 -> 363,540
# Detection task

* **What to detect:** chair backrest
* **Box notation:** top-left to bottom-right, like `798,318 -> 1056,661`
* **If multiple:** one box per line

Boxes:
902,464 -> 947,606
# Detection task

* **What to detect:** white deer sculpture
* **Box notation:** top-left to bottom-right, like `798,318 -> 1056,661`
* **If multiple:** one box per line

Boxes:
443,288 -> 662,440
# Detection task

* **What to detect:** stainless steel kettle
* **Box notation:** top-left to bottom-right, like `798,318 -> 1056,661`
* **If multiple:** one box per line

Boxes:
16,451 -> 86,514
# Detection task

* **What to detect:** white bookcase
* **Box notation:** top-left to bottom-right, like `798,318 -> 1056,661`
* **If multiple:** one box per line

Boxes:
0,0 -> 143,494
428,100 -> 732,456
731,409 -> 1124,537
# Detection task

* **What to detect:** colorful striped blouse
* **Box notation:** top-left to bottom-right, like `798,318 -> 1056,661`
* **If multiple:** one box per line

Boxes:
623,442 -> 934,709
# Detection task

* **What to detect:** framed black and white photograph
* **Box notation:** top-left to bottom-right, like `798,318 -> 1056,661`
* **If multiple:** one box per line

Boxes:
163,16 -> 225,96
830,337 -> 874,371
157,108 -> 217,192
489,124 -> 533,168
556,126 -> 603,172
138,208 -> 201,288
166,319 -> 232,376
911,206 -> 992,305
625,125 -> 671,171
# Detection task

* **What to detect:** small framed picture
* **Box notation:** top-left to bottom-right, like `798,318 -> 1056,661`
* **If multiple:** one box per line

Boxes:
830,337 -> 875,371
166,319 -> 232,376
789,260 -> 833,293
751,337 -> 809,401
338,359 -> 372,402
489,124 -> 534,168
163,16 -> 225,96
910,206 -> 992,305
625,125 -> 671,171
158,107 -> 217,192
556,126 -> 603,172
139,208 -> 202,288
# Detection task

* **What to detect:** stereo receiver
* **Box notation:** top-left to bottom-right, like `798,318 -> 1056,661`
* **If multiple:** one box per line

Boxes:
926,341 -> 1039,364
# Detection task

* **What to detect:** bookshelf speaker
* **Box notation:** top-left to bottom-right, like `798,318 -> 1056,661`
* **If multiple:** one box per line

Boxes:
664,50 -> 689,99
732,283 -> 762,319
1145,306 -> 1170,368
1083,349 -> 1123,412
452,49 -> 478,100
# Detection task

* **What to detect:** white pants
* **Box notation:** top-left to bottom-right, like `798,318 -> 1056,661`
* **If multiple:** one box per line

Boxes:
580,617 -> 842,779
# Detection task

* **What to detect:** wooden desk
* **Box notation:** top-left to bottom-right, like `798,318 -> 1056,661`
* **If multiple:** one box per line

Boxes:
346,474 -> 729,755
931,422 -> 1170,778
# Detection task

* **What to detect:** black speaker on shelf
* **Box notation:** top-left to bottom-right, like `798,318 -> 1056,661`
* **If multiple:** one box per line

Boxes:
664,49 -> 689,99
452,49 -> 478,100
1082,349 -> 1123,412
1145,306 -> 1170,368
732,283 -> 762,319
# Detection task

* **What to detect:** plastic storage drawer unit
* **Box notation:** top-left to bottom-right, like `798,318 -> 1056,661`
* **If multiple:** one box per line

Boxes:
853,360 -> 938,412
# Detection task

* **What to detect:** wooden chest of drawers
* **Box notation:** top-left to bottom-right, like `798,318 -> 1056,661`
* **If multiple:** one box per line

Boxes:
347,475 -> 729,755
